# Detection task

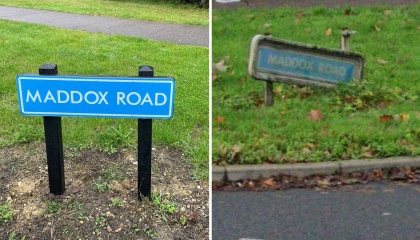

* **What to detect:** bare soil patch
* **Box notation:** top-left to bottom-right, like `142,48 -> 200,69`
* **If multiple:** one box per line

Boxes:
0,143 -> 208,239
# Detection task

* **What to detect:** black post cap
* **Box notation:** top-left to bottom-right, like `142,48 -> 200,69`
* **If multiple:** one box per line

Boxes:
39,63 -> 58,75
138,65 -> 154,77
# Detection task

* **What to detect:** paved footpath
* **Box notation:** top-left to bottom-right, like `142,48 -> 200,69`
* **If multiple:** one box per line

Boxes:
0,6 -> 208,47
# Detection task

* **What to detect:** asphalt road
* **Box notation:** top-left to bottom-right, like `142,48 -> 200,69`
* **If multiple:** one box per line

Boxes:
212,182 -> 420,240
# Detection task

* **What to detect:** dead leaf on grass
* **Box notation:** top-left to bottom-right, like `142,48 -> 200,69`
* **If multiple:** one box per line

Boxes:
215,116 -> 225,124
362,150 -> 375,158
263,23 -> 272,29
308,109 -> 323,121
325,28 -> 332,36
213,59 -> 229,72
376,58 -> 388,65
274,86 -> 282,94
296,12 -> 305,18
374,25 -> 381,32
231,144 -> 242,159
398,113 -> 410,122
379,114 -> 393,122
212,72 -> 218,81
384,10 -> 392,16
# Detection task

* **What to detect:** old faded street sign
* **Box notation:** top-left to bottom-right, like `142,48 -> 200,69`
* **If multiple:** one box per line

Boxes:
248,35 -> 364,88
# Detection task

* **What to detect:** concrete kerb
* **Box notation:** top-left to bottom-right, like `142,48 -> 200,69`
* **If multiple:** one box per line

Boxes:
212,156 -> 420,182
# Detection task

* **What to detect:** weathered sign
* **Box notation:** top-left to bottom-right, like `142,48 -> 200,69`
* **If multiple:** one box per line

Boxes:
16,75 -> 175,119
248,35 -> 365,88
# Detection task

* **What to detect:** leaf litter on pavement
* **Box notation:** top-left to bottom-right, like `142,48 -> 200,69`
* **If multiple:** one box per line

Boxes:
213,167 -> 420,192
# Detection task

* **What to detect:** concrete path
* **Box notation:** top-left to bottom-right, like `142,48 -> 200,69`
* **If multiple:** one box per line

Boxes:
0,6 -> 208,47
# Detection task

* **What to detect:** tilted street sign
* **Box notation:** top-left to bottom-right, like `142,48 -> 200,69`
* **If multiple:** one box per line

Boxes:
248,35 -> 365,88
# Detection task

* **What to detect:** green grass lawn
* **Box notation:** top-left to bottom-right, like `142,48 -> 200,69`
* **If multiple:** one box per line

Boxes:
1,0 -> 209,26
0,20 -> 209,179
212,6 -> 420,165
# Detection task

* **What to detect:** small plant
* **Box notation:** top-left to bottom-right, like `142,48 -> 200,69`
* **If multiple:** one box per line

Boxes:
77,211 -> 86,221
42,201 -> 62,215
95,177 -> 112,193
151,192 -> 176,221
143,227 -> 157,239
98,124 -> 132,153
0,202 -> 13,223
8,231 -> 15,240
132,223 -> 140,233
12,124 -> 43,144
180,215 -> 187,226
109,197 -> 124,208
95,214 -> 107,228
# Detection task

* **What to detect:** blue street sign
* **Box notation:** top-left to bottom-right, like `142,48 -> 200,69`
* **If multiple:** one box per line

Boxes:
16,75 -> 175,119
248,35 -> 364,87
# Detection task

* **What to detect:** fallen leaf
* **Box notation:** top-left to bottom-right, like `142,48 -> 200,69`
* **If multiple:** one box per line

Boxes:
213,59 -> 228,72
188,212 -> 198,221
212,72 -> 218,81
244,15 -> 255,21
384,10 -> 392,15
215,116 -> 225,124
263,23 -> 271,29
114,228 -> 122,233
308,109 -> 323,121
231,144 -> 242,158
324,150 -> 331,158
376,58 -> 388,65
301,147 -> 312,155
398,113 -> 410,122
262,178 -> 276,188
363,151 -> 375,158
373,169 -> 383,178
274,86 -> 282,94
296,12 -> 305,18
379,114 -> 393,122
374,25 -> 381,32
107,225 -> 113,233
317,179 -> 330,188
325,28 -> 332,36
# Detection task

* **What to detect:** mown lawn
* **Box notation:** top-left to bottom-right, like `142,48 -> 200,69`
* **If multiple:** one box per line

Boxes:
0,20 -> 209,179
1,0 -> 209,26
212,6 -> 420,165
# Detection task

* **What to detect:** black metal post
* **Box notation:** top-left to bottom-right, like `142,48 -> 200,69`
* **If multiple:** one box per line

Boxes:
138,65 -> 154,201
40,63 -> 65,195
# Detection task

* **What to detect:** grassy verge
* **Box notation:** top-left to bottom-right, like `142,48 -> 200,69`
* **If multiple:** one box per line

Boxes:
0,20 -> 208,179
1,0 -> 209,26
212,6 -> 420,165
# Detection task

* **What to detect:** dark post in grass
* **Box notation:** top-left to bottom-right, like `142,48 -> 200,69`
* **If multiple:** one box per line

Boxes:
39,63 -> 65,195
137,65 -> 154,201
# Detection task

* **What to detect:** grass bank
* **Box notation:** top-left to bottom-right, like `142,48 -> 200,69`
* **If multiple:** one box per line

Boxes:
0,20 -> 209,179
1,0 -> 208,26
212,6 -> 420,165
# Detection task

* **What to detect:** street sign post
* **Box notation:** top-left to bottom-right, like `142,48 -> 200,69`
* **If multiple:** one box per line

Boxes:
248,35 -> 365,105
16,63 -> 175,201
